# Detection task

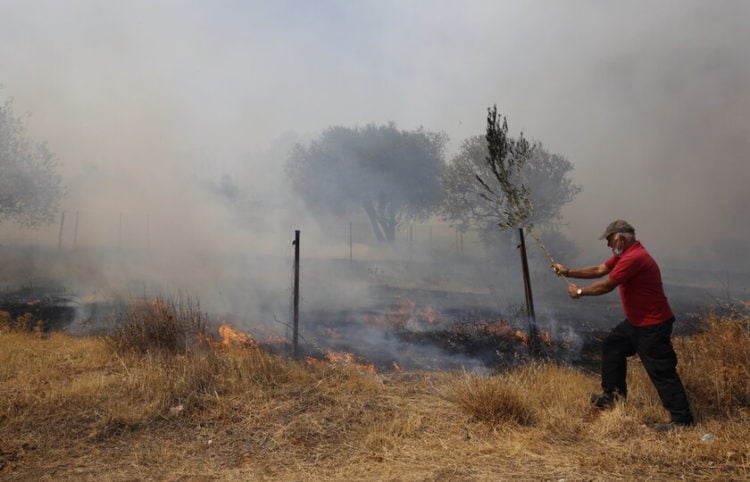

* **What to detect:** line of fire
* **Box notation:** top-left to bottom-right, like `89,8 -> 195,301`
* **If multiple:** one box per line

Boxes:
188,229 -> 596,375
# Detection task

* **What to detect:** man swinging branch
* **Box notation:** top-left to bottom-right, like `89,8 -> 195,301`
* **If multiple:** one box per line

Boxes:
552,220 -> 694,431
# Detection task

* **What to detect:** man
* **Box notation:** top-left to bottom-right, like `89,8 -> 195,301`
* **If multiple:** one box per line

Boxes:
551,219 -> 694,431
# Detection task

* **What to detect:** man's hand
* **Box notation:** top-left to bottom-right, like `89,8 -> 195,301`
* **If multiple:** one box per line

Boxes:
552,263 -> 569,276
568,283 -> 582,299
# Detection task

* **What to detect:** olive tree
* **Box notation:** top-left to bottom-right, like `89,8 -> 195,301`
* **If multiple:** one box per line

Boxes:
442,124 -> 581,260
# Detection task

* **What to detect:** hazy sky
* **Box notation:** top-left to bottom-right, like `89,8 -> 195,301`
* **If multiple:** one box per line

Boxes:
2,0 -> 749,270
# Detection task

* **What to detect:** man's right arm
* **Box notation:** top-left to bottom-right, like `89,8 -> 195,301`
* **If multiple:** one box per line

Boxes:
552,263 -> 611,279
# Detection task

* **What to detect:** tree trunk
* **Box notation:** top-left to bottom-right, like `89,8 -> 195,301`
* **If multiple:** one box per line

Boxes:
380,219 -> 396,242
362,202 -> 386,242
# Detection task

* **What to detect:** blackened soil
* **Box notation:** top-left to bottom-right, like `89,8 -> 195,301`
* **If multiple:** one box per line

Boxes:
0,286 -> 77,331
0,280 -> 715,374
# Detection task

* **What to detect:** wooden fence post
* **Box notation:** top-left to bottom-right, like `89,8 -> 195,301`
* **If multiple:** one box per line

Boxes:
292,230 -> 300,359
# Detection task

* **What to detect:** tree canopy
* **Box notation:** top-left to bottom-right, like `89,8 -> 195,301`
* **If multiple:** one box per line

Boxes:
0,99 -> 62,227
442,130 -> 581,242
286,123 -> 446,242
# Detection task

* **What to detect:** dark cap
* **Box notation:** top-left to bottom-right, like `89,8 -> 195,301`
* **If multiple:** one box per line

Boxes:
599,219 -> 635,240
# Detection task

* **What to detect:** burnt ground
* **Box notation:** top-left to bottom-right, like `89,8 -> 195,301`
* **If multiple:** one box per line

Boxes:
258,281 -> 721,374
0,274 -> 731,374
0,283 -> 78,331
0,283 -> 121,334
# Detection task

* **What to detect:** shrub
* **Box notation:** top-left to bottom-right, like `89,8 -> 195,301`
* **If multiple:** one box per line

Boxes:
677,309 -> 750,414
107,296 -> 209,355
442,370 -> 535,426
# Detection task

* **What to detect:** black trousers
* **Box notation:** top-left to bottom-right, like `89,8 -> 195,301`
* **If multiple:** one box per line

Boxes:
601,318 -> 693,423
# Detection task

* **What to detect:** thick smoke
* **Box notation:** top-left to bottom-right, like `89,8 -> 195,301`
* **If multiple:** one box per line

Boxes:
0,1 -> 748,365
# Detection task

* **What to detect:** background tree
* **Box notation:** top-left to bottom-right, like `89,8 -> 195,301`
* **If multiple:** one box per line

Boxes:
441,128 -> 581,261
286,123 -> 446,242
0,99 -> 63,227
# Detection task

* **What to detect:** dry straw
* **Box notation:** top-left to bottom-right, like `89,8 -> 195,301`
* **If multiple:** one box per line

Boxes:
1,301 -> 749,480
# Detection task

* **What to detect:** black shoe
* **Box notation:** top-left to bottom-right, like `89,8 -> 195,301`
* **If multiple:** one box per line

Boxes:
654,420 -> 694,432
589,392 -> 623,409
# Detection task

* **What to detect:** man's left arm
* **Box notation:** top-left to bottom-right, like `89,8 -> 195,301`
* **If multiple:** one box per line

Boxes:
568,277 -> 618,299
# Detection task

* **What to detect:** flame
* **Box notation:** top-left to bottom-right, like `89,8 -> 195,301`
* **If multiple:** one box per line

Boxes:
513,329 -> 556,347
479,318 -> 556,347
264,335 -> 291,345
513,330 -> 529,344
419,305 -> 442,325
324,351 -> 355,364
484,319 -> 514,338
304,356 -> 324,367
218,324 -> 257,348
366,296 -> 444,331
198,323 -> 258,349
306,350 -> 377,373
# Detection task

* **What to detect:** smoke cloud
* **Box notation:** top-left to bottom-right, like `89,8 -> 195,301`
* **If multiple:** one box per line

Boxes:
1,1 -> 748,354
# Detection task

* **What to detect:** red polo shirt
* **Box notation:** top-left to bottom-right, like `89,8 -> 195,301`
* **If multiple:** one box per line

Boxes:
604,241 -> 674,327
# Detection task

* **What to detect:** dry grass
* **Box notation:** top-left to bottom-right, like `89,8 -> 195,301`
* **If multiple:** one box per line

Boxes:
106,296 -> 209,355
0,310 -> 44,334
1,305 -> 749,481
677,308 -> 750,413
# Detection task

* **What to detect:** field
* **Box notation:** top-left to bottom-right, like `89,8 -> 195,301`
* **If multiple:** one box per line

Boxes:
1,300 -> 749,481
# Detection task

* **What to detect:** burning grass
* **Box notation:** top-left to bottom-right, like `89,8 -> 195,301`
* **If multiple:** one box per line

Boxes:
1,302 -> 749,480
308,295 -> 575,372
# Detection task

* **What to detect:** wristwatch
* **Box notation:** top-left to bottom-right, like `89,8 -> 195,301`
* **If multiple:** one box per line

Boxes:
576,288 -> 583,296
